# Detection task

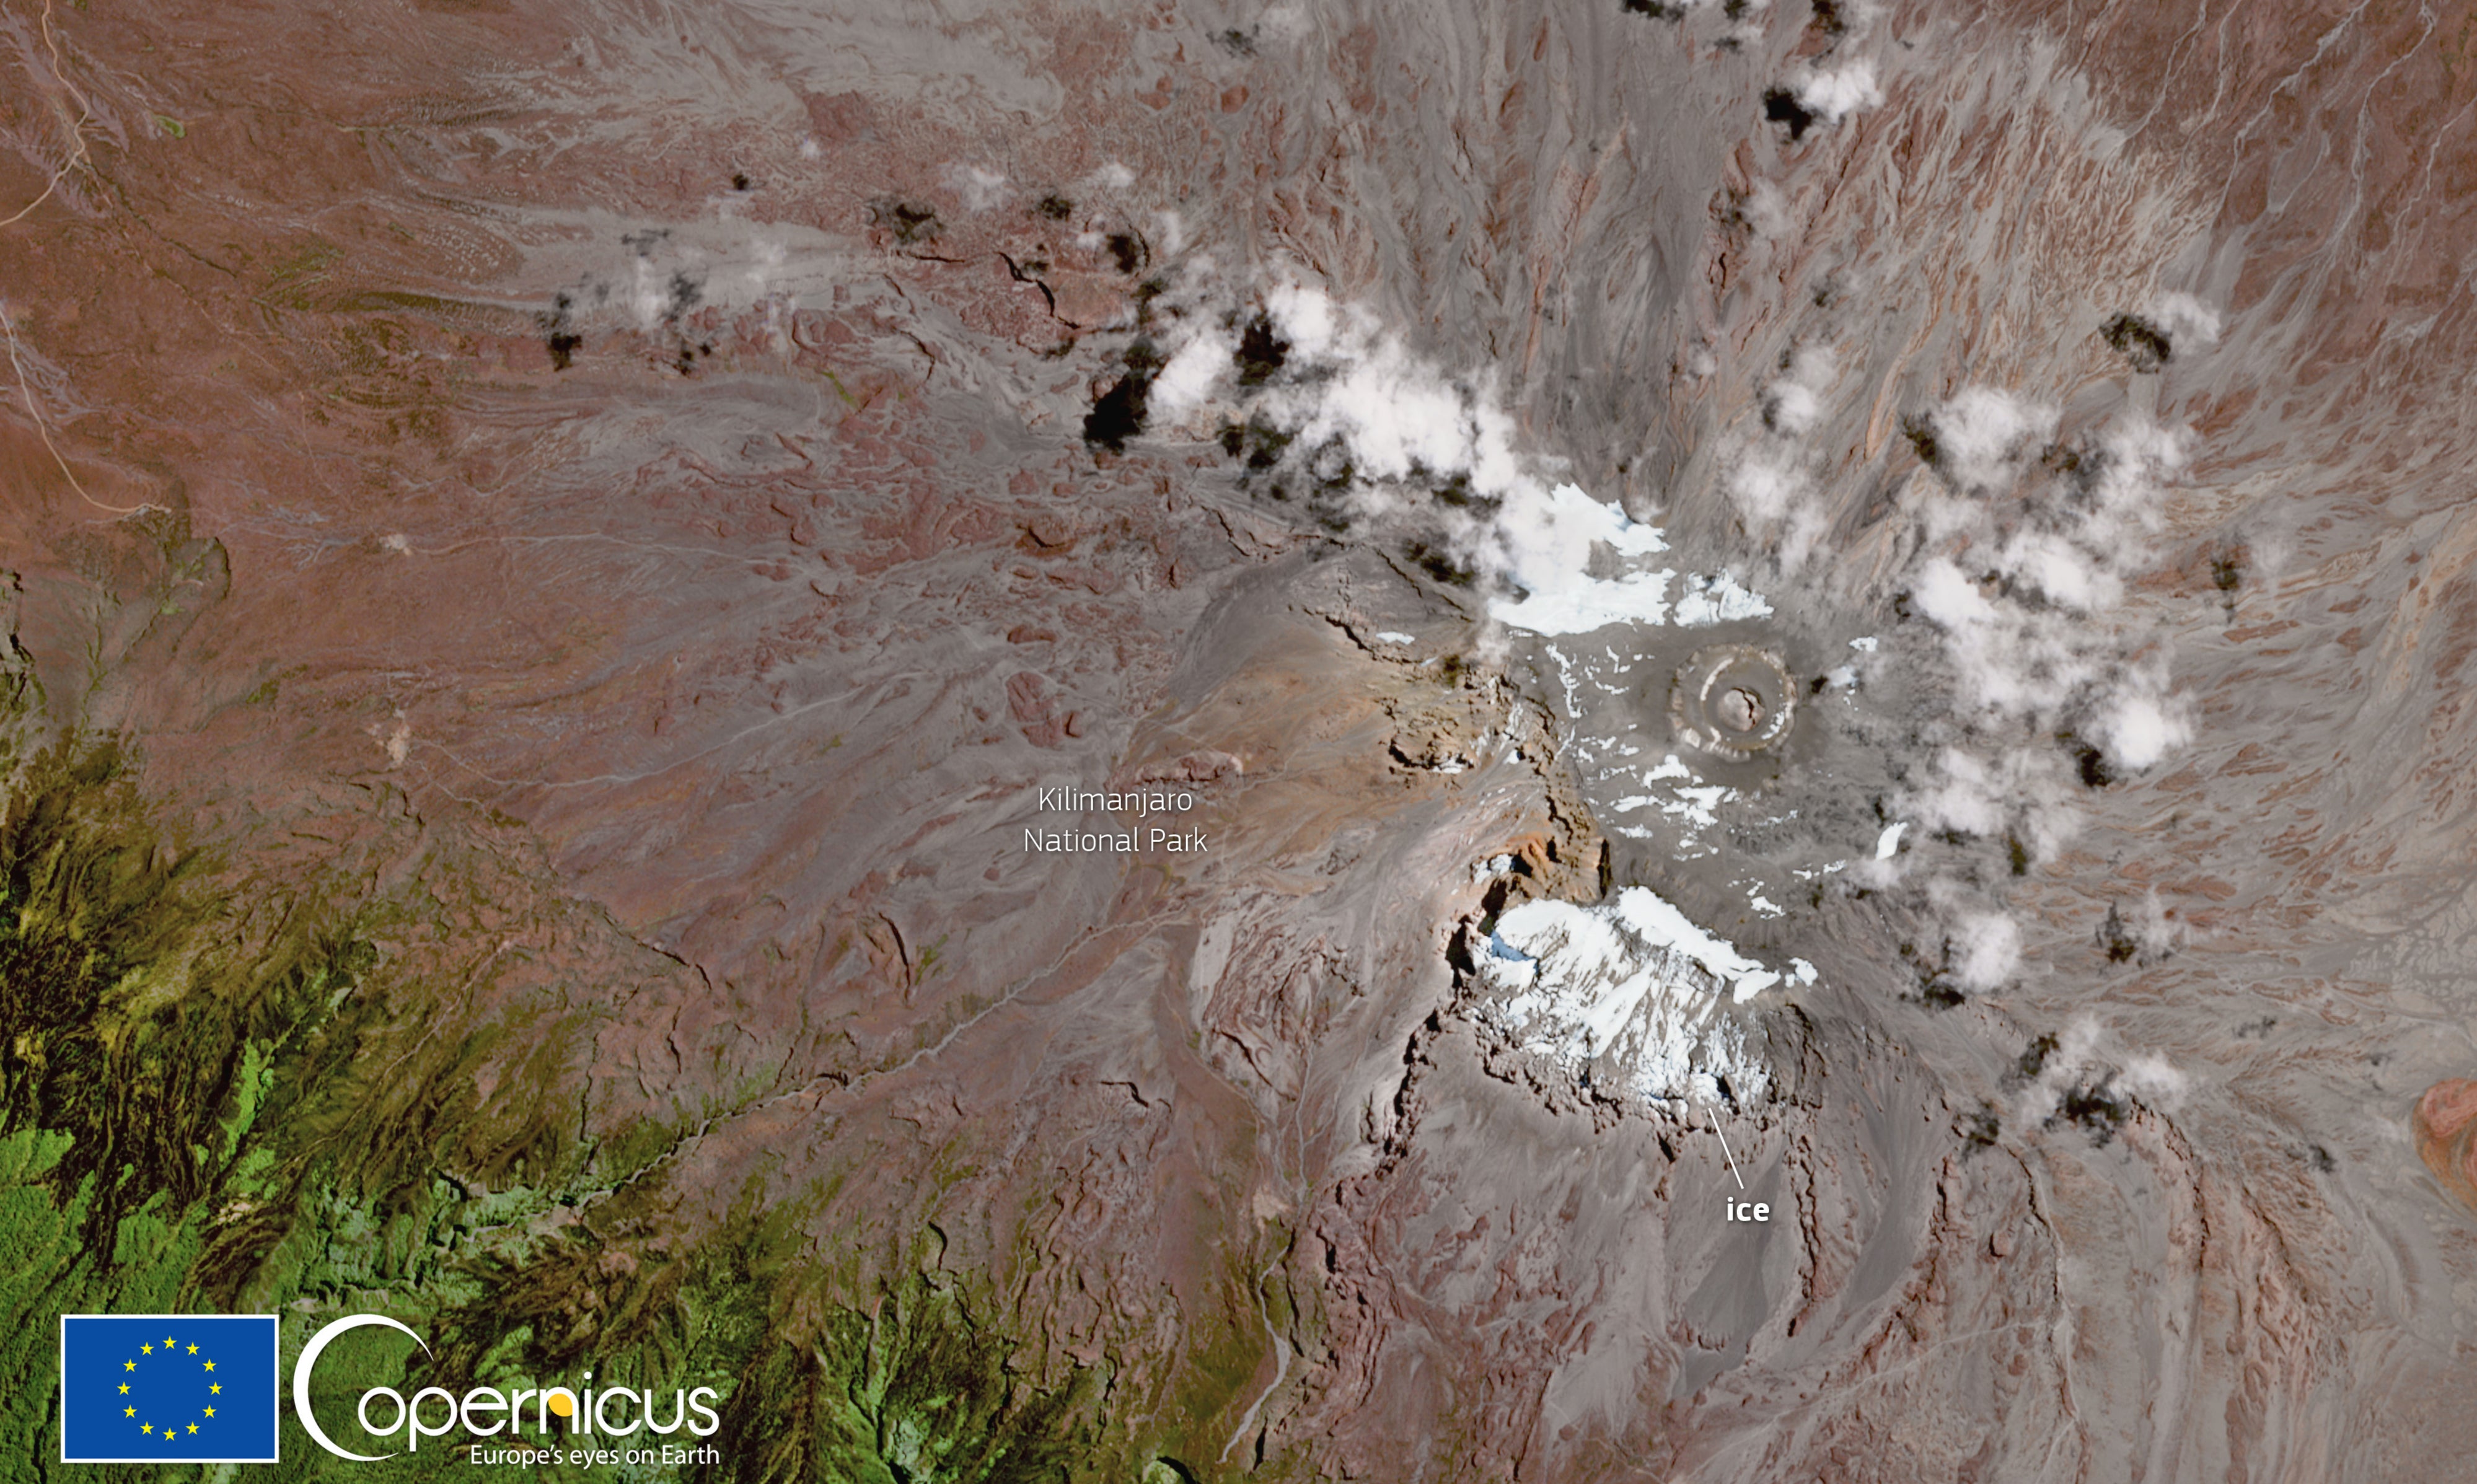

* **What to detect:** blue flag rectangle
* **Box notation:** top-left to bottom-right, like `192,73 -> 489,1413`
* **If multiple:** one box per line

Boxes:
59,1314 -> 279,1464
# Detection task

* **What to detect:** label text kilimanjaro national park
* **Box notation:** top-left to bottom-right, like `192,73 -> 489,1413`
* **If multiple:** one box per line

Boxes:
1024,784 -> 1208,855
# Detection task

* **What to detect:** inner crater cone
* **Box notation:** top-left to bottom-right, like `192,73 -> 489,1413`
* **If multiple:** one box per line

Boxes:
1670,645 -> 1796,759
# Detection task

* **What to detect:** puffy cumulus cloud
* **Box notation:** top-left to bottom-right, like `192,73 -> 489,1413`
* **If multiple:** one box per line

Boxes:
1999,529 -> 2122,612
2100,889 -> 2183,966
2090,663 -> 2193,771
1906,746 -> 2080,858
1796,61 -> 1885,125
1763,345 -> 1836,436
1897,394 -> 2196,786
1149,276 -> 1769,640
1744,179 -> 1794,239
1146,333 -> 1228,419
1883,385 -> 2201,979
1729,451 -> 1805,524
2080,418 -> 2188,542
2014,1019 -> 2191,1133
1951,910 -> 2022,991
944,163 -> 1011,212
2149,290 -> 2223,349
1909,558 -> 2112,723
1917,386 -> 2057,495
1727,345 -> 1839,573
1254,281 -> 1529,498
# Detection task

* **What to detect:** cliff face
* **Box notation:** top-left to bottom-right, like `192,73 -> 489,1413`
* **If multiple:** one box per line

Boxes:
4,0 -> 2477,1478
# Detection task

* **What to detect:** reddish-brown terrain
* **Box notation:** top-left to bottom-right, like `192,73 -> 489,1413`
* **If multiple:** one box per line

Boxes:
7,0 -> 2477,1478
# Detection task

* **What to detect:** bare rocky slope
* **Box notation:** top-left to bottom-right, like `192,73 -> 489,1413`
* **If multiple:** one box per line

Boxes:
3,0 -> 2477,1479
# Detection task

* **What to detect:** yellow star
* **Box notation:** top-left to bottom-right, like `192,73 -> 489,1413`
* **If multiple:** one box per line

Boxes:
187,1424 -> 198,1434
140,1345 -> 152,1355
186,1344 -> 198,1355
123,1361 -> 135,1372
163,1337 -> 174,1349
203,1407 -> 215,1418
202,1361 -> 214,1372
208,1384 -> 221,1395
141,1424 -> 152,1436
117,1384 -> 128,1394
123,1408 -> 134,1418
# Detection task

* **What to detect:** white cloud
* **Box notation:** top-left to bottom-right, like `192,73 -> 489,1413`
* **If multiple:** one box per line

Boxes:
1745,180 -> 1793,239
1260,3 -> 1311,40
1910,556 -> 2000,633
1925,387 -> 2057,494
1764,345 -> 1834,435
1729,347 -> 1839,572
1902,745 -> 2083,862
1257,282 -> 1528,496
1795,62 -> 1885,125
1951,910 -> 2020,990
1148,328 -> 1231,418
1729,451 -> 1803,523
1215,281 -> 1769,639
2016,1019 -> 2190,1128
2090,667 -> 2193,771
2149,291 -> 2222,349
946,163 -> 1011,211
1999,529 -> 2122,612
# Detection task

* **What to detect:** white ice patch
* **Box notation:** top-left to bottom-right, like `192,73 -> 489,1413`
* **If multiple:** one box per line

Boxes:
1476,887 -> 1783,1105
1492,569 -> 1678,636
1602,753 -> 1741,846
1373,630 -> 1417,645
1874,821 -> 1907,859
1672,571 -> 1775,626
1485,481 -> 1767,637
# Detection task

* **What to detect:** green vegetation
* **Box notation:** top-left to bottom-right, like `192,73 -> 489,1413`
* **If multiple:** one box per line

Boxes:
0,737 -> 602,1480
702,1273 -> 1098,1484
0,731 -> 1272,1482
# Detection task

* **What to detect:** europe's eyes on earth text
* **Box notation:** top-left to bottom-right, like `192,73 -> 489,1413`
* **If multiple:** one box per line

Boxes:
5,0 -> 2477,1479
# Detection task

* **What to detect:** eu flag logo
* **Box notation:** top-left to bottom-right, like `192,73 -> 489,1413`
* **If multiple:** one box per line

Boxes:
59,1314 -> 279,1464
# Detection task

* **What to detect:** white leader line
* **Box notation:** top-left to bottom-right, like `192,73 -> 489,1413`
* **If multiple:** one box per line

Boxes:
1710,1109 -> 1747,1190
